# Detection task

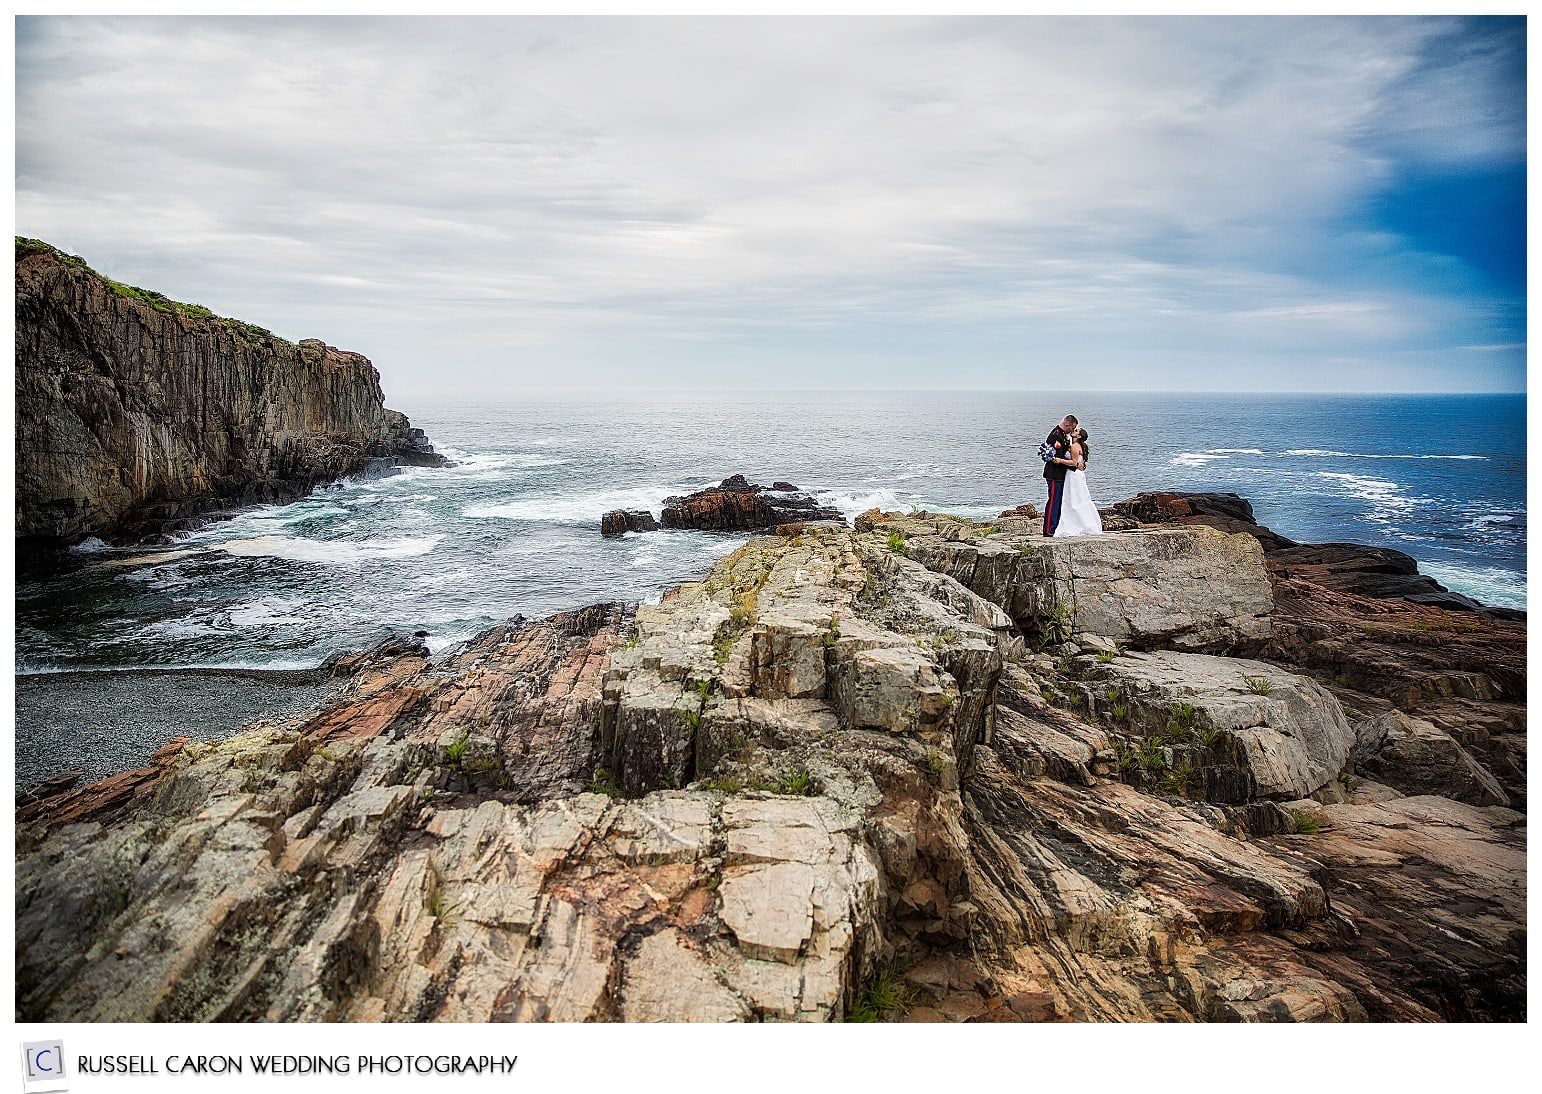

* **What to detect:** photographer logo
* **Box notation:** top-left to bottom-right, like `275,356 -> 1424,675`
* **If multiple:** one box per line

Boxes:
22,1040 -> 68,1092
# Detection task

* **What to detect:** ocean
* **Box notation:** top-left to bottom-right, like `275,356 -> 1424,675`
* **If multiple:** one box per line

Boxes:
14,391 -> 1527,676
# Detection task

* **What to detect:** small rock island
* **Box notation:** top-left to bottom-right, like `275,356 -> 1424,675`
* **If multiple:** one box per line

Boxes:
602,474 -> 845,536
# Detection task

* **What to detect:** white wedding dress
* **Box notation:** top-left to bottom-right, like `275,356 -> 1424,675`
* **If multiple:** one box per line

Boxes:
1054,470 -> 1103,537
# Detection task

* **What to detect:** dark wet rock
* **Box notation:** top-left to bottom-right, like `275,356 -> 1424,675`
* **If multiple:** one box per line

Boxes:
601,509 -> 661,536
17,770 -> 84,806
660,476 -> 845,532
391,422 -> 450,468
1268,543 -> 1522,618
319,633 -> 433,678
1109,491 -> 1300,551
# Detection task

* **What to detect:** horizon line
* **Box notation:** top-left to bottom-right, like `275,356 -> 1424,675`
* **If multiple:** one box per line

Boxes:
383,387 -> 1528,398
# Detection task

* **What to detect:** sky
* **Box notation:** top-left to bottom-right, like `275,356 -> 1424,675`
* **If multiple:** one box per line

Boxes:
13,15 -> 1527,397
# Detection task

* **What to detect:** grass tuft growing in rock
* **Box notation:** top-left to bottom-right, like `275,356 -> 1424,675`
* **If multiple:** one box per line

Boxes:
846,961 -> 918,1022
1243,675 -> 1275,695
587,767 -> 622,797
1288,809 -> 1322,835
776,767 -> 816,796
1153,764 -> 1196,797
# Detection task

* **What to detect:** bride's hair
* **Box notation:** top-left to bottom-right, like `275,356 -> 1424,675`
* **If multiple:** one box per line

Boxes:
1075,428 -> 1090,464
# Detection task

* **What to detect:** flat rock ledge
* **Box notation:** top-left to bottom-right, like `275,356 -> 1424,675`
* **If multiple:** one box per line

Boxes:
16,515 -> 1525,1023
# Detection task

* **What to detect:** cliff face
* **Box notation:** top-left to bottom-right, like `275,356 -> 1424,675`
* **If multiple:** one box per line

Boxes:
15,239 -> 441,546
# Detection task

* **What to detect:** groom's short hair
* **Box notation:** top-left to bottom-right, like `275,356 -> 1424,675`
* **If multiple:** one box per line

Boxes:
1063,414 -> 1078,426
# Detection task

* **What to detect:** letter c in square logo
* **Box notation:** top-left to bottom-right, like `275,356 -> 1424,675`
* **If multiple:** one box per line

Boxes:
22,1040 -> 68,1092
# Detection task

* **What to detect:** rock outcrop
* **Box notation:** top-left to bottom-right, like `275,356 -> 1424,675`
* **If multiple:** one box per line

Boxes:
866,508 -> 1272,653
598,477 -> 844,536
1112,490 -> 1519,617
15,506 -> 1526,1022
601,509 -> 661,536
15,239 -> 447,548
660,476 -> 845,532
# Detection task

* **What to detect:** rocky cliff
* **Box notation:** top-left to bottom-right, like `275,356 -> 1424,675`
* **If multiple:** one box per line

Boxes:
15,504 -> 1525,1022
14,238 -> 445,548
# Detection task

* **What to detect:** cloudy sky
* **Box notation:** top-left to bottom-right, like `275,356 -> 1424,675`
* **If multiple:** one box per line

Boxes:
15,15 -> 1526,397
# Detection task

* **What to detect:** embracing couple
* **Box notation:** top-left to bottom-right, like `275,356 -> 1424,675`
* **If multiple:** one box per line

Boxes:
1039,413 -> 1103,538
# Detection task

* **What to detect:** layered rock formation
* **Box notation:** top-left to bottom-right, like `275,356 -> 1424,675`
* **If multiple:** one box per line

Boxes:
15,504 -> 1526,1022
1113,491 -> 1520,617
15,239 -> 446,547
601,476 -> 844,536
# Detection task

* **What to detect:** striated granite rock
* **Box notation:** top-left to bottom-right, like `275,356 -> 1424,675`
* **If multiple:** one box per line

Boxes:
1263,567 -> 1526,811
15,239 -> 447,547
15,510 -> 1526,1023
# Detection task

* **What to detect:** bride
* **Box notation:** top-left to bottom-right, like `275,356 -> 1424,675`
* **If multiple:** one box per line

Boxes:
1054,428 -> 1103,537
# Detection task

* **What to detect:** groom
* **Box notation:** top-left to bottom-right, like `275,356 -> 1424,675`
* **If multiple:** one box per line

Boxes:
1041,413 -> 1083,536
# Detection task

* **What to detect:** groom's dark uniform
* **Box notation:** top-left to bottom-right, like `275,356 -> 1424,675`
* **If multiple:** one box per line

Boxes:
1042,427 -> 1071,536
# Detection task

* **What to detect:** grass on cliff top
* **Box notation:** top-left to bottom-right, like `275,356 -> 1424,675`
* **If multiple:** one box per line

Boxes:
16,236 -> 292,345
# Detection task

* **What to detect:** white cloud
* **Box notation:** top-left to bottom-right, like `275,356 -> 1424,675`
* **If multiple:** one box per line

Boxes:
15,15 -> 1525,395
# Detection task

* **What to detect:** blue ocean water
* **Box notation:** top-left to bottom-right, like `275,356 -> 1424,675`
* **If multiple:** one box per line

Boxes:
14,392 -> 1526,672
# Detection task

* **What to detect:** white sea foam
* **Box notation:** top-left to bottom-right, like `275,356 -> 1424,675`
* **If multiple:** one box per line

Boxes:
628,548 -> 662,570
1417,560 -> 1527,611
17,658 -> 326,675
227,595 -> 310,628
816,487 -> 1006,522
231,507 -> 353,538
116,564 -> 198,591
1283,449 -> 1487,460
178,500 -> 351,545
817,487 -> 916,516
1311,472 -> 1426,530
1207,448 -> 1265,455
1312,472 -> 1412,510
217,535 -> 443,564
430,449 -> 572,478
68,536 -> 113,554
93,547 -> 210,570
464,485 -> 688,524
1462,508 -> 1525,533
1171,452 -> 1230,468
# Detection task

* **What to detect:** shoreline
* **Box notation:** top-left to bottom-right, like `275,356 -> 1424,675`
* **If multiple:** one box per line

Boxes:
15,666 -> 346,793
